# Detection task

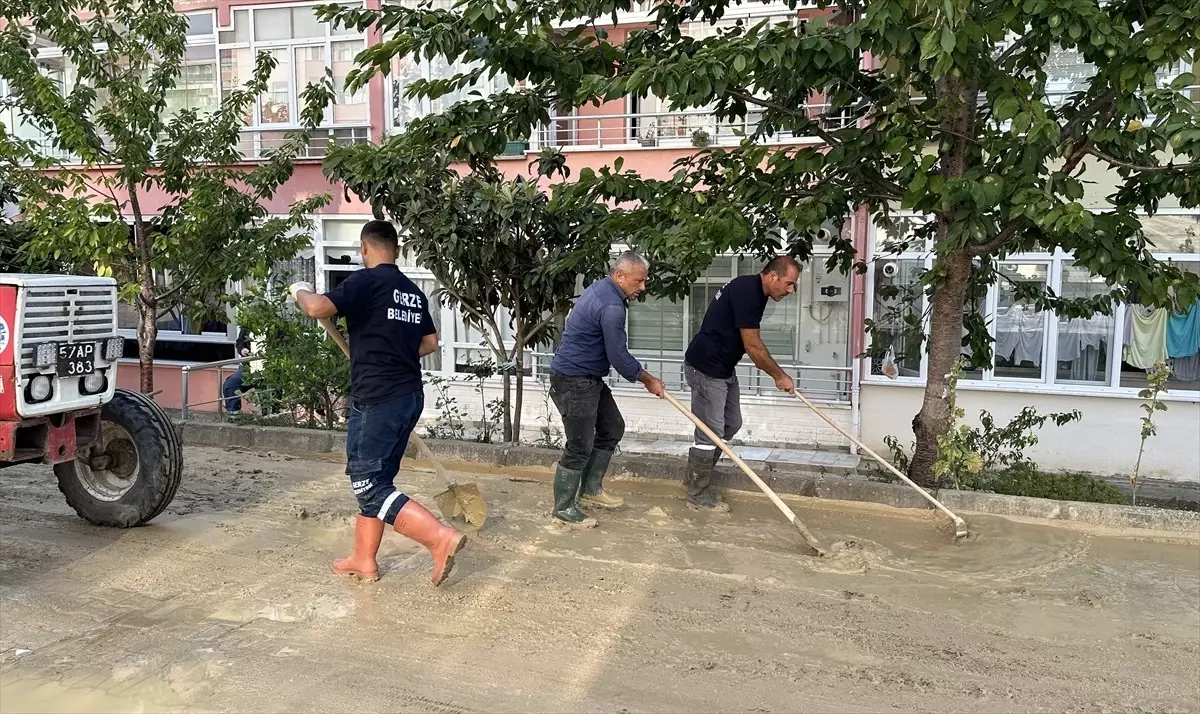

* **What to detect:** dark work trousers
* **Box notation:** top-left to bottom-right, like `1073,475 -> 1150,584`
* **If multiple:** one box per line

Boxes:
548,373 -> 626,471
684,363 -> 743,446
344,390 -> 423,524
222,366 -> 245,413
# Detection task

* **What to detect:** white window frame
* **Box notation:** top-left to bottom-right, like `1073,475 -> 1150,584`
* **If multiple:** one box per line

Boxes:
384,50 -> 510,132
862,210 -> 1200,400
215,2 -> 371,141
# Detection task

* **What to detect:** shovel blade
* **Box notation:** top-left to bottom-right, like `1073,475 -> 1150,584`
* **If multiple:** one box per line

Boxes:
434,482 -> 487,528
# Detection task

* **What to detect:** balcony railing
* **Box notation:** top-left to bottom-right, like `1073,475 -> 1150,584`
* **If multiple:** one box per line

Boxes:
12,125 -> 371,166
530,107 -> 854,151
235,125 -> 371,160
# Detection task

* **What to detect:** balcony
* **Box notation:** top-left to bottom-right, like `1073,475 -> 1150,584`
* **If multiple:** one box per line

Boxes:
530,106 -> 854,152
235,125 -> 372,160
12,125 -> 372,167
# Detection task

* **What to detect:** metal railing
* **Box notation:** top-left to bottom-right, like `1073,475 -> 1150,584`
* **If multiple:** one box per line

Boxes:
531,107 -> 854,151
11,125 -> 372,166
235,125 -> 371,160
531,352 -> 853,402
180,356 -> 255,421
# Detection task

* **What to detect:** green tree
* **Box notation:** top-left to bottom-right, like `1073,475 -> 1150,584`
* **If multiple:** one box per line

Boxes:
236,281 -> 351,430
320,0 -> 1200,484
324,146 -> 609,442
0,0 -> 333,391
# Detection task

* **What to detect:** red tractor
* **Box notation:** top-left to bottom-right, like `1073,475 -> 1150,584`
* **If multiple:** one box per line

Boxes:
0,274 -> 182,526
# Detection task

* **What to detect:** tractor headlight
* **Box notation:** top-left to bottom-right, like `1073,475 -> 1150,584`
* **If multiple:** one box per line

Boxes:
104,337 -> 124,361
82,373 -> 106,395
28,375 -> 52,402
35,343 -> 57,368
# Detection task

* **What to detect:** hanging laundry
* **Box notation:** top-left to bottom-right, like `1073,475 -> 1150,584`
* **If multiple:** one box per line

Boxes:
996,305 -> 1045,366
1123,306 -> 1134,346
1171,353 -> 1200,382
1166,299 -> 1200,359
1125,306 -> 1168,369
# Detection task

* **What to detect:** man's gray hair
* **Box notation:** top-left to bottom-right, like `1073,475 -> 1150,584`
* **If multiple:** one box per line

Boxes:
611,250 -> 649,274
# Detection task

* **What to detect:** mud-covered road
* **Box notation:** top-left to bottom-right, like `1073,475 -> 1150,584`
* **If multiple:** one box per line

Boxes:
2,446 -> 1198,713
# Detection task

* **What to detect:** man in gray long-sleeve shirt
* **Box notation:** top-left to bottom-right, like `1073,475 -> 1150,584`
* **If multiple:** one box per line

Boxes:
548,251 -> 666,528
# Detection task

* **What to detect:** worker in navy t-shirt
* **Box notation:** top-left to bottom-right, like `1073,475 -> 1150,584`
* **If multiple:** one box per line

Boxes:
289,220 -> 466,587
681,255 -> 801,512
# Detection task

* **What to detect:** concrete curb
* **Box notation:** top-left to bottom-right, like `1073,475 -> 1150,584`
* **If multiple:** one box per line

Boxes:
178,421 -> 1200,534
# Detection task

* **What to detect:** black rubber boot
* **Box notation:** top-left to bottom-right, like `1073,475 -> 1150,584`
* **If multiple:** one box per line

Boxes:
685,447 -> 729,512
579,449 -> 623,509
552,464 -> 597,528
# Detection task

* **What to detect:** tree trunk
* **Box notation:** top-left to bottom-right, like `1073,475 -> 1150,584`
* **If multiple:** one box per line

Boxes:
907,248 -> 972,487
128,189 -> 156,393
906,74 -> 980,487
512,341 -> 525,445
502,374 -> 513,442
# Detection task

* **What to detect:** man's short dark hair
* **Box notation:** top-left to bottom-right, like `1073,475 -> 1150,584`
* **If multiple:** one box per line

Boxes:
361,219 -> 399,248
762,255 -> 801,276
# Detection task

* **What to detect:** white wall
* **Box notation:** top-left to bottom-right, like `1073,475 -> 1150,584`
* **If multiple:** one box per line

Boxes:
859,383 -> 1200,483
420,379 -> 854,449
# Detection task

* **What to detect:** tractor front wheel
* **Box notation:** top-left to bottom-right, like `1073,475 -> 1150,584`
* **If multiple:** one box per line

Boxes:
54,389 -> 183,527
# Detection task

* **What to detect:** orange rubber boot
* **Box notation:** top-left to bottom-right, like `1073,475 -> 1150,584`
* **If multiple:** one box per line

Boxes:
331,514 -> 385,581
392,500 -> 467,586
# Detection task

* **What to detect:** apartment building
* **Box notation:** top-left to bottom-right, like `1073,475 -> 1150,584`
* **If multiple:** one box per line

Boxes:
6,0 -> 1198,482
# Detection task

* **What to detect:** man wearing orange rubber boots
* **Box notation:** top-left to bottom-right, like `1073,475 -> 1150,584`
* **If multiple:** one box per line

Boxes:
290,220 -> 466,586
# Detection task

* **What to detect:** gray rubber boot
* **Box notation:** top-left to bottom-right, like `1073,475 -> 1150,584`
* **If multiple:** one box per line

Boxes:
552,464 -> 597,528
579,449 -> 624,509
684,447 -> 729,512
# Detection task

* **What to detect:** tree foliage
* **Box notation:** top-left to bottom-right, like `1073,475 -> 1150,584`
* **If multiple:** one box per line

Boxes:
236,280 -> 351,431
320,0 -> 1200,483
324,145 -> 610,441
0,0 -> 334,390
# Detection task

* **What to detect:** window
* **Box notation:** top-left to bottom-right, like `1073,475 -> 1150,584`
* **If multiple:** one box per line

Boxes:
623,243 -> 852,398
389,53 -> 510,129
869,258 -> 924,378
216,3 -> 369,132
1056,264 -> 1115,385
866,212 -> 1200,395
993,263 -> 1049,381
164,45 -> 219,118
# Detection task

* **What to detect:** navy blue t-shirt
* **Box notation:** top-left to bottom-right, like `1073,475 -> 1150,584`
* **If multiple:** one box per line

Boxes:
684,274 -> 768,379
327,264 -> 436,404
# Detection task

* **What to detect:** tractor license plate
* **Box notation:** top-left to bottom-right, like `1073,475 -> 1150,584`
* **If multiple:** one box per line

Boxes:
57,342 -> 97,377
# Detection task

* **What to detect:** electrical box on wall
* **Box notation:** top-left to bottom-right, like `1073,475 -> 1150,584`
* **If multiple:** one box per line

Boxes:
810,267 -> 849,303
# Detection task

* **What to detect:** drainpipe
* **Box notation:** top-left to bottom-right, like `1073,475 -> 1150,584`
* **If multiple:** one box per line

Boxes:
847,204 -> 871,456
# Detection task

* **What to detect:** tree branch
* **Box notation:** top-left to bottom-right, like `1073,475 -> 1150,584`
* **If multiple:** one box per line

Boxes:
969,217 -> 1029,256
994,34 -> 1031,67
727,89 -> 843,146
435,281 -> 505,357
1086,147 -> 1200,173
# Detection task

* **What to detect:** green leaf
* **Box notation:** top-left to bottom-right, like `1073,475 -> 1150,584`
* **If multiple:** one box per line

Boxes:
1171,72 -> 1197,90
940,26 -> 956,54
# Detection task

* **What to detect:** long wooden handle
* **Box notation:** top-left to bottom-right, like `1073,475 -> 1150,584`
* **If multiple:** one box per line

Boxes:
316,317 -> 457,488
789,390 -> 965,528
662,390 -> 825,555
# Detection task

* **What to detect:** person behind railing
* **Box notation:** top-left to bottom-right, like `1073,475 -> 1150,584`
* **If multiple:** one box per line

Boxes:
222,327 -> 252,414
681,255 -> 801,513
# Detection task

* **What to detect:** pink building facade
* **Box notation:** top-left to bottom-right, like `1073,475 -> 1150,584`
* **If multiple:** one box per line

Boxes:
8,1 -> 1199,481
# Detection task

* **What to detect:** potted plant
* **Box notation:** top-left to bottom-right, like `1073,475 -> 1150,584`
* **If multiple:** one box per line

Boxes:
691,128 -> 711,147
638,120 -> 658,147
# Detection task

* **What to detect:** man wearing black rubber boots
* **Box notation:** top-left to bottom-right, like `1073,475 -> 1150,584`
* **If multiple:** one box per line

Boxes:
682,256 -> 801,512
290,220 -> 466,586
548,251 -> 666,528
